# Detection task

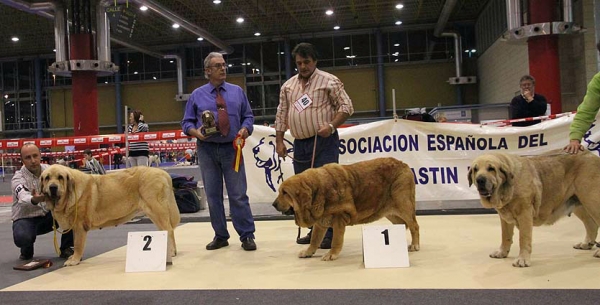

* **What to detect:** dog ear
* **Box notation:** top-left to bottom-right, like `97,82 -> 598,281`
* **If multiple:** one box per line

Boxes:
495,162 -> 514,205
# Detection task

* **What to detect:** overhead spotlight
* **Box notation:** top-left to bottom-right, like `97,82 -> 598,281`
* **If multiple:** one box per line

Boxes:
172,23 -> 180,29
3,95 -> 8,99
394,43 -> 400,47
169,60 -> 174,63
197,37 -> 204,41
134,71 -> 139,75
236,17 -> 245,23
254,32 -> 261,36
11,37 -> 19,42
395,21 -> 402,25
464,50 -> 470,53
105,81 -> 108,84
333,25 -> 340,30
153,76 -> 157,80
53,49 -> 57,52
326,10 -> 334,15
140,5 -> 148,11
471,49 -> 477,53
228,64 -> 233,67
396,4 -> 404,9
213,0 -> 221,3
344,47 -> 350,50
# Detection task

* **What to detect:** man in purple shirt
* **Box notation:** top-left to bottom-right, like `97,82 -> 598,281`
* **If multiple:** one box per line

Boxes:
181,52 -> 257,251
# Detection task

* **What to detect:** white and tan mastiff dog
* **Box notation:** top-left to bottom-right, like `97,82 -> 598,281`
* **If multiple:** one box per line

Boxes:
468,150 -> 600,267
40,165 -> 180,266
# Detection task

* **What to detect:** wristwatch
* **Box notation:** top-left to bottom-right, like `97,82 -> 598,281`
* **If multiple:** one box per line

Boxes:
328,123 -> 336,135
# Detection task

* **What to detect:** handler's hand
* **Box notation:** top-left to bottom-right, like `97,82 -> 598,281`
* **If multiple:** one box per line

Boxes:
238,127 -> 249,139
564,139 -> 584,154
317,124 -> 331,138
276,142 -> 287,160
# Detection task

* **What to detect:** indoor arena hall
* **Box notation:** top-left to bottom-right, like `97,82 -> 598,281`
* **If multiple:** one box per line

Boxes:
2,0 -> 600,304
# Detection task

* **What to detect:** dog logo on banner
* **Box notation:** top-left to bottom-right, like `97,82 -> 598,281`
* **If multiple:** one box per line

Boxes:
252,135 -> 293,192
582,121 -> 600,156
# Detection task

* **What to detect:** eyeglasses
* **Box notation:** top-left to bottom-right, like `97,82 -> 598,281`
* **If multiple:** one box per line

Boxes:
208,63 -> 227,69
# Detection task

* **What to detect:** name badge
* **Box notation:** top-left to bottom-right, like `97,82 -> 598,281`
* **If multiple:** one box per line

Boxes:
293,94 -> 313,112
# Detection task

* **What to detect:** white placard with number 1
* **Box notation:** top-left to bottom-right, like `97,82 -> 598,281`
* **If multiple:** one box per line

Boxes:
362,224 -> 410,268
125,231 -> 168,273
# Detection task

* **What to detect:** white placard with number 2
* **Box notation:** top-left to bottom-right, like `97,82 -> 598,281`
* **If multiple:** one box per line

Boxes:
125,231 -> 168,273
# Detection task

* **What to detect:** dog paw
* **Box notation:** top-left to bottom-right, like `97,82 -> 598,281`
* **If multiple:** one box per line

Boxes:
512,257 -> 531,267
321,251 -> 339,261
573,242 -> 594,250
298,249 -> 315,258
63,258 -> 81,267
408,244 -> 420,252
489,249 -> 509,258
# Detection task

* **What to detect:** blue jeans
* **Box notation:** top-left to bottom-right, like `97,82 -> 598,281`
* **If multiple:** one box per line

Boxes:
197,141 -> 255,241
293,134 -> 340,239
12,213 -> 74,257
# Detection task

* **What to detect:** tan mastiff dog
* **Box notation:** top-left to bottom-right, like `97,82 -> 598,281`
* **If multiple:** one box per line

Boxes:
40,165 -> 180,266
273,157 -> 420,261
468,150 -> 600,267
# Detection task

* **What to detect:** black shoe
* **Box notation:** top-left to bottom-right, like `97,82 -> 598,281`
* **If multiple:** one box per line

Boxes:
319,237 -> 332,249
19,253 -> 33,261
59,247 -> 74,259
296,233 -> 311,245
241,237 -> 257,251
206,238 -> 229,250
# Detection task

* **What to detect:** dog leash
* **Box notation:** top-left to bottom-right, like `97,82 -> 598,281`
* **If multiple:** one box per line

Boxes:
296,134 -> 318,241
51,194 -> 78,257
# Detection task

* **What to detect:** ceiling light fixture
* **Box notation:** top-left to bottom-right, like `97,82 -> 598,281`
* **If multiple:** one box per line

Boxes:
395,21 -> 402,25
344,47 -> 350,50
140,5 -> 148,11
396,4 -> 404,9
197,37 -> 204,41
172,23 -> 180,29
254,32 -> 261,36
394,43 -> 400,47
213,0 -> 221,4
333,25 -> 340,30
236,17 -> 245,23
326,10 -> 334,15
11,37 -> 19,42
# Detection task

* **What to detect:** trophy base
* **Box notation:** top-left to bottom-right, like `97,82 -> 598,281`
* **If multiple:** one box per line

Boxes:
203,127 -> 220,136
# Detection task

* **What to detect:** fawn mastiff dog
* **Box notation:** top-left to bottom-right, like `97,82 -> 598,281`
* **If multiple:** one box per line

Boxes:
40,165 -> 180,266
273,157 -> 420,261
468,150 -> 600,267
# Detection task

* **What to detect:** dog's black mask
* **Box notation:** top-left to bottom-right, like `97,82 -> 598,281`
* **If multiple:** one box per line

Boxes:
284,206 -> 295,216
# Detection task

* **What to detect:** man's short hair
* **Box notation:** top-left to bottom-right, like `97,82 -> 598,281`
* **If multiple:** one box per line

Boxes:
519,75 -> 535,85
292,43 -> 319,61
204,52 -> 224,79
84,149 -> 92,156
19,143 -> 39,158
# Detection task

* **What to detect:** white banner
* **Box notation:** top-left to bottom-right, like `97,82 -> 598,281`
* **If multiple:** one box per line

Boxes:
243,113 -> 600,203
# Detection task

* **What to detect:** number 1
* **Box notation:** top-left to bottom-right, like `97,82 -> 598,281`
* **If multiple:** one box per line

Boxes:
381,229 -> 389,245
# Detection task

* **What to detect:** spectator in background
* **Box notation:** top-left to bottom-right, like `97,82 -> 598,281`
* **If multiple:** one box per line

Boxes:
127,110 -> 149,167
82,149 -> 106,175
112,145 -> 123,169
510,75 -> 548,126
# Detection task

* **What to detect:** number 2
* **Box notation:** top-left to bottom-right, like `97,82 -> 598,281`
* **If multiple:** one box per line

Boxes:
381,229 -> 389,245
143,235 -> 152,251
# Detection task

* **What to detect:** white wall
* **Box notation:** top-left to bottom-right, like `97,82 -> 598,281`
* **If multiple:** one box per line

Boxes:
477,39 -> 529,105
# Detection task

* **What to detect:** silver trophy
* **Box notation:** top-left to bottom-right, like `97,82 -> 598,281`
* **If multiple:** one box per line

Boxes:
201,110 -> 219,136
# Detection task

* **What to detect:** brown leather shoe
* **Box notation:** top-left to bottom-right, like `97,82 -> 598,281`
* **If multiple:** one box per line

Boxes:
206,238 -> 229,250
